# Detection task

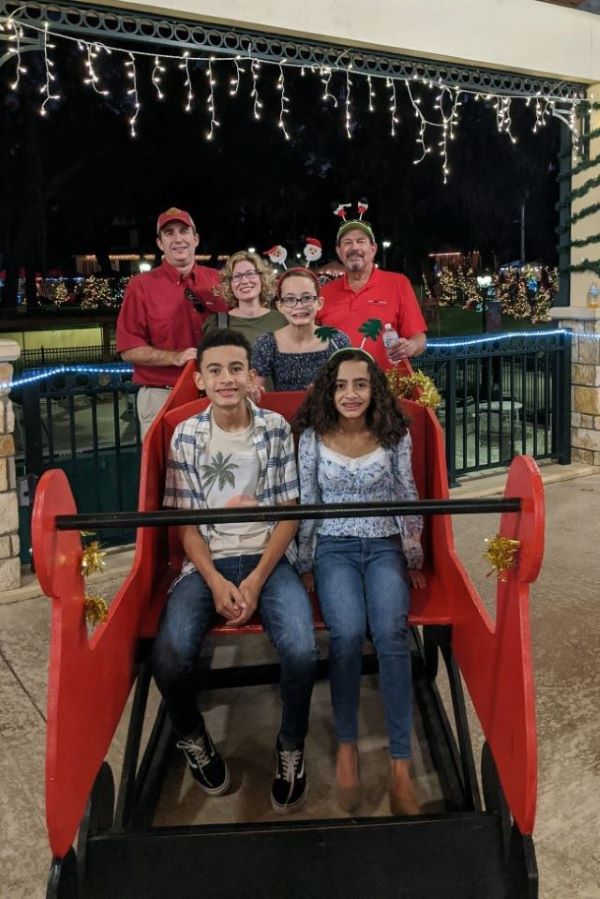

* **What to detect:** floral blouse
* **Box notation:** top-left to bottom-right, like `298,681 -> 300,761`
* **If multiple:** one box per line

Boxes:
297,428 -> 423,572
252,329 -> 350,391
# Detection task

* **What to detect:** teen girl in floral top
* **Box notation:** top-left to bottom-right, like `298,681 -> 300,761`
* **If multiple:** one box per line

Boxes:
295,348 -> 425,816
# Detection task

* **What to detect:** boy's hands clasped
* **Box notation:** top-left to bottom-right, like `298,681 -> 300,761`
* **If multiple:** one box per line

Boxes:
210,571 -> 262,627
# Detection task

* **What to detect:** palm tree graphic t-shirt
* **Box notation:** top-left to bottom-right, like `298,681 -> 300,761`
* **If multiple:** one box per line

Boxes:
202,412 -> 270,559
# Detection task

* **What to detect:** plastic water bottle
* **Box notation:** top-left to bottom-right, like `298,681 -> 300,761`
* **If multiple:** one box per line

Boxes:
382,322 -> 401,363
587,282 -> 600,309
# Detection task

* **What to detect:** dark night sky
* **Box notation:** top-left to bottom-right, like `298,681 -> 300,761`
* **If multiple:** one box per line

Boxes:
1,41 -> 562,279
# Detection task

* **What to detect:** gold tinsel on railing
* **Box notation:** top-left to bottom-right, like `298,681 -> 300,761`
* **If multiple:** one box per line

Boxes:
80,540 -> 107,577
83,594 -> 109,626
386,369 -> 442,409
80,532 -> 109,627
484,534 -> 521,581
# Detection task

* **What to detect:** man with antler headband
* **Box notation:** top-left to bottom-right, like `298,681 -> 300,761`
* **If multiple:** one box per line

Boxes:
117,207 -> 227,437
320,202 -> 427,368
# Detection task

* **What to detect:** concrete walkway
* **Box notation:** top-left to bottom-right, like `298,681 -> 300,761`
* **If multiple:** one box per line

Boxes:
1,463 -> 599,898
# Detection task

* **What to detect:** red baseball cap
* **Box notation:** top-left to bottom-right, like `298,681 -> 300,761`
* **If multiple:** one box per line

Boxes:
156,207 -> 196,234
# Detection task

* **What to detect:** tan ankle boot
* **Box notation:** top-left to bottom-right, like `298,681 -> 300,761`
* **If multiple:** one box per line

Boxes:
336,743 -> 361,813
389,758 -> 420,816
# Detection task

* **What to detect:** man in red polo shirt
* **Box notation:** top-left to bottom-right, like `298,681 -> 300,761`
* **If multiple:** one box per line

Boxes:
116,207 -> 227,436
320,220 -> 427,368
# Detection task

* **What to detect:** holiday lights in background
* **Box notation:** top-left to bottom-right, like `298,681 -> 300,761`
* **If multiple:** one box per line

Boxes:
0,11 -> 587,181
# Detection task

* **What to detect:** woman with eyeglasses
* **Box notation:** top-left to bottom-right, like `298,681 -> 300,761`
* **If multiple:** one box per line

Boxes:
203,251 -> 286,347
252,268 -> 350,392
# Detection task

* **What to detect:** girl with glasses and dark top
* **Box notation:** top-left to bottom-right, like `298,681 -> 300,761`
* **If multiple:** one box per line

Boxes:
252,268 -> 350,392
203,251 -> 287,348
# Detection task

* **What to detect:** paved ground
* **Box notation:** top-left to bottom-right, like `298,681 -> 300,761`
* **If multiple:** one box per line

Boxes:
1,465 -> 599,898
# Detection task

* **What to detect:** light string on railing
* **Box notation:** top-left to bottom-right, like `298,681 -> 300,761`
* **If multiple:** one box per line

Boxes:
0,8 -> 589,179
2,329 -> 597,393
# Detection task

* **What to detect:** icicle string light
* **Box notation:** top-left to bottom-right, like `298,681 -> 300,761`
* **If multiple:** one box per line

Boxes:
39,21 -> 59,115
179,50 -> 194,112
386,77 -> 398,137
151,54 -> 165,100
320,65 -> 337,107
229,56 -> 244,96
345,66 -> 352,139
125,51 -> 140,137
205,57 -> 219,140
277,61 -> 291,141
251,58 -> 263,120
84,43 -> 109,97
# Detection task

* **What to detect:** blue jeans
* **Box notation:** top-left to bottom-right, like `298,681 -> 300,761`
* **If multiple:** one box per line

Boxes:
152,555 -> 318,744
315,535 -> 413,759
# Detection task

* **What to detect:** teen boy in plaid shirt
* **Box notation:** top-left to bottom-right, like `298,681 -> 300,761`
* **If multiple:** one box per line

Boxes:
152,329 -> 317,812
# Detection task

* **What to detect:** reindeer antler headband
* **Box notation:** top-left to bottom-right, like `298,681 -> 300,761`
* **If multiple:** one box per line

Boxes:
332,197 -> 375,244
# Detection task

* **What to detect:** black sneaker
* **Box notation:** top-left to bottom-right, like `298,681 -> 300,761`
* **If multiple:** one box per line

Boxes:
270,739 -> 308,813
176,729 -> 230,796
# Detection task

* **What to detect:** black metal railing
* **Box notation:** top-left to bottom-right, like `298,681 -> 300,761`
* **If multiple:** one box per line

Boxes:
12,330 -> 571,561
13,366 -> 140,561
15,343 -> 117,372
414,330 -> 571,483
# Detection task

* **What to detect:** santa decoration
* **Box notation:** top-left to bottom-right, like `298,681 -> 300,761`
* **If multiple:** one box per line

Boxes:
265,245 -> 288,269
303,237 -> 323,266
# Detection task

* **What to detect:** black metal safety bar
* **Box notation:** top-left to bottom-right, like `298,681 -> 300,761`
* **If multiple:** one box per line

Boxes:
55,497 -> 521,530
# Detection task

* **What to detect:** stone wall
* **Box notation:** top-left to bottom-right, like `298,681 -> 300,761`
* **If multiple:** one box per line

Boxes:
0,340 -> 21,591
550,309 -> 600,466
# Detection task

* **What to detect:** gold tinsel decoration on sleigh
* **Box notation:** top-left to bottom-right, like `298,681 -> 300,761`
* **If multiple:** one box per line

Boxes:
386,369 -> 442,410
484,534 -> 521,581
80,533 -> 109,627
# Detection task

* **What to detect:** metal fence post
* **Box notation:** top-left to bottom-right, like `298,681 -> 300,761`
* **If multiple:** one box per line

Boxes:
555,331 -> 572,464
21,380 -> 44,478
445,357 -> 458,486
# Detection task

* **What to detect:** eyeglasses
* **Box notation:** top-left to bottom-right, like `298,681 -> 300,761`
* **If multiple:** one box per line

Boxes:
279,294 -> 319,308
231,269 -> 259,284
184,287 -> 206,313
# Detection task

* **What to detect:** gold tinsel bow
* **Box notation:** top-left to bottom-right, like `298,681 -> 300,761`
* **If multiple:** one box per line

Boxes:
83,594 -> 109,626
484,534 -> 521,581
386,369 -> 441,409
80,540 -> 107,577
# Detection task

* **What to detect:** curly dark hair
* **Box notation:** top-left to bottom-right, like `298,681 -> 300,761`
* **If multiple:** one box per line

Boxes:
293,349 -> 409,447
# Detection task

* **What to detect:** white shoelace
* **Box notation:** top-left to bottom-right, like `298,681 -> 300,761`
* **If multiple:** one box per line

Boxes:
279,748 -> 303,782
177,736 -> 211,768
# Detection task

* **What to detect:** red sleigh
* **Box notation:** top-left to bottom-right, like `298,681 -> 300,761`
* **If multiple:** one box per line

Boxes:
33,361 -> 543,898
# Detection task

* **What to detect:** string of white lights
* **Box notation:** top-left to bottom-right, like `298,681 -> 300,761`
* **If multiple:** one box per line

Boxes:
151,54 -> 165,100
277,62 -> 291,141
179,50 -> 194,112
229,56 -> 244,97
6,17 -> 27,90
386,77 -> 398,137
125,52 -> 140,137
345,67 -> 353,139
82,42 -> 110,97
39,21 -> 59,116
205,57 -> 219,140
320,65 -> 337,107
250,58 -> 263,120
367,74 -> 376,113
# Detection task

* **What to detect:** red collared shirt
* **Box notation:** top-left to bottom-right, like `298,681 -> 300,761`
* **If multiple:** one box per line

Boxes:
116,261 -> 227,387
320,267 -> 427,368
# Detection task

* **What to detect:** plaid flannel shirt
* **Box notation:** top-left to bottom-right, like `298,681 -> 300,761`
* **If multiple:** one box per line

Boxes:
164,401 -> 299,577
